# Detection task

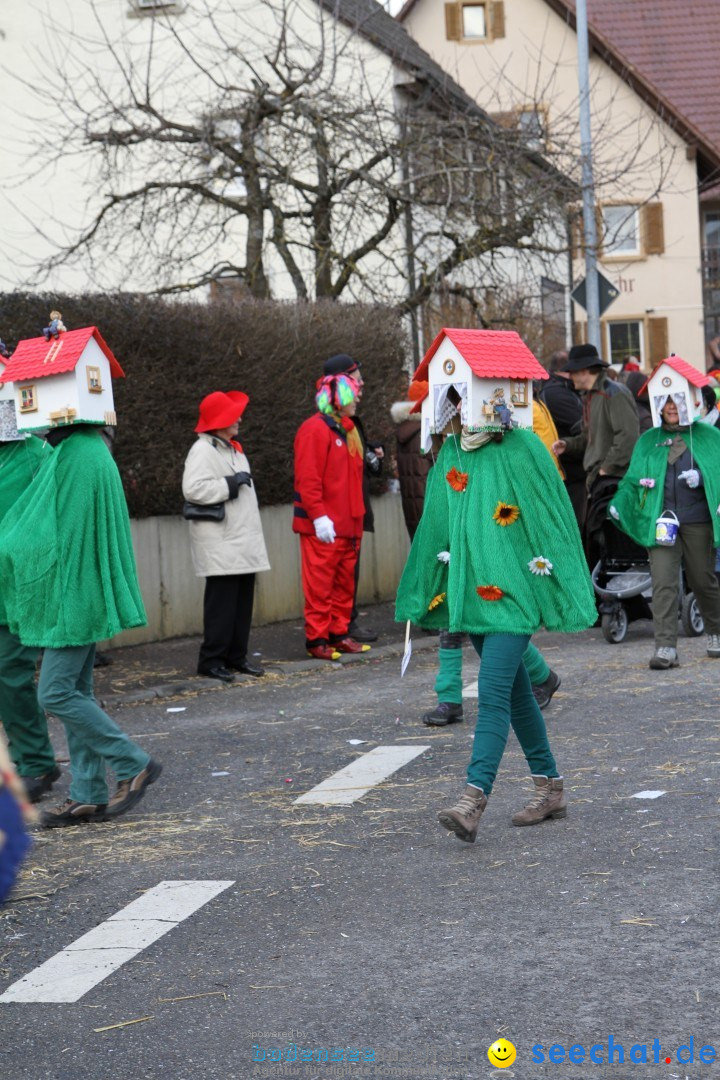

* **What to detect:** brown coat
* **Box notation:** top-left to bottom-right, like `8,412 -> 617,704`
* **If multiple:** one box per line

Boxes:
391,401 -> 432,538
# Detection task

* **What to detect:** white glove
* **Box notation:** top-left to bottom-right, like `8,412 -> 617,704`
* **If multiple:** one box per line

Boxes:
679,469 -> 700,489
437,550 -> 451,563
609,505 -> 620,521
313,515 -> 336,543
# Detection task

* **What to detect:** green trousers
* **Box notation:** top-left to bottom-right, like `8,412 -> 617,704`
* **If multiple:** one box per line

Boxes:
0,624 -> 56,778
648,522 -> 720,648
37,645 -> 149,805
434,637 -> 550,705
467,633 -> 558,795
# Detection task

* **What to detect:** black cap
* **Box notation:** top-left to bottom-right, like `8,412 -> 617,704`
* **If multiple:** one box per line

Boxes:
563,343 -> 609,372
323,353 -> 361,376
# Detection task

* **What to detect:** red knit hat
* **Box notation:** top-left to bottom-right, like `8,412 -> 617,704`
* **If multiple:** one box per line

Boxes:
195,390 -> 249,433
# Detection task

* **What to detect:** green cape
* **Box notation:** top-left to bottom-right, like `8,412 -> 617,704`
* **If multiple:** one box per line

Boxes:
609,421 -> 720,547
395,430 -> 596,635
0,437 -> 53,624
0,429 -> 146,647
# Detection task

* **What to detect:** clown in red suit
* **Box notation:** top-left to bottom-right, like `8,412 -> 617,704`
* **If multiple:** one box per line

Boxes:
293,374 -> 371,661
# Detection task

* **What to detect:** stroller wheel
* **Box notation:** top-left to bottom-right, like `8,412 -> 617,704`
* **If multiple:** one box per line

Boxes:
681,592 -> 704,637
601,607 -> 628,644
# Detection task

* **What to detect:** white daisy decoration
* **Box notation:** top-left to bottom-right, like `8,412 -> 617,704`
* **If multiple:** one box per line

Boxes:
528,555 -> 553,576
437,550 -> 451,563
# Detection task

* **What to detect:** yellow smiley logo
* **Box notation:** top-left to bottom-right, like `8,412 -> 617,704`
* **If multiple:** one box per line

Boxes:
487,1039 -> 516,1068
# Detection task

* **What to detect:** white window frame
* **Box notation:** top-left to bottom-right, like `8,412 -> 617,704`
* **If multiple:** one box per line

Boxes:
461,3 -> 488,39
605,318 -> 645,368
602,204 -> 641,258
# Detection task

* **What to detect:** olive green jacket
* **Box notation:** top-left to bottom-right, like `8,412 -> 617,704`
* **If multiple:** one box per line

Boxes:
563,375 -> 639,487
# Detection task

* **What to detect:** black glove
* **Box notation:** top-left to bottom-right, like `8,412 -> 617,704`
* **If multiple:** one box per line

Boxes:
235,471 -> 253,488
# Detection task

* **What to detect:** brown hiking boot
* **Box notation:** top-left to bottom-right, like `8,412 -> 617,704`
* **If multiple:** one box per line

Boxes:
511,775 -> 567,827
40,799 -> 106,828
106,759 -> 163,819
437,785 -> 487,843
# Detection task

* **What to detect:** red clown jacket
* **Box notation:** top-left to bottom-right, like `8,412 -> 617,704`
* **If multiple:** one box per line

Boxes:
293,413 -> 365,539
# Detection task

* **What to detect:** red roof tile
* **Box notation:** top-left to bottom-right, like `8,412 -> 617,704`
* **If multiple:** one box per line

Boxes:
1,327 -> 124,383
413,328 -> 549,383
641,355 -> 711,394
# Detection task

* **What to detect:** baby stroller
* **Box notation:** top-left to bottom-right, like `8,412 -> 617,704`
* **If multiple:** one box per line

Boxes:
587,479 -> 704,644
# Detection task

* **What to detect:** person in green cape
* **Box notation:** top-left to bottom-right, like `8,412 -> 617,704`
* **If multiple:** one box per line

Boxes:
608,390 -> 720,670
0,397 -> 59,802
396,418 -> 596,843
0,327 -> 162,828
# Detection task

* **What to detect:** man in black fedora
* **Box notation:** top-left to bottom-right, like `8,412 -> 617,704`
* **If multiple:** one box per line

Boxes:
322,354 -> 384,643
552,343 -> 639,494
552,343 -> 639,571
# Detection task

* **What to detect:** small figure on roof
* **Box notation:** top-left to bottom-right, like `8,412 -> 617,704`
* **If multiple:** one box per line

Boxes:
42,311 -> 66,342
0,339 -> 9,360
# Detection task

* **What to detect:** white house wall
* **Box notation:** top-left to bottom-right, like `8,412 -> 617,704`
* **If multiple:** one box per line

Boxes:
0,0 -> 408,304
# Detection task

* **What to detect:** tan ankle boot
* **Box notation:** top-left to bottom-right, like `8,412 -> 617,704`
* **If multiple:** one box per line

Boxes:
437,785 -> 487,843
511,775 -> 566,827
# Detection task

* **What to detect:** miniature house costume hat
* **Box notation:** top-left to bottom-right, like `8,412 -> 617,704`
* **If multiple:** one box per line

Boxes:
323,354 -> 362,377
408,328 -> 548,452
640,355 -> 709,428
0,325 -> 123,433
195,390 -> 249,433
563,343 -> 609,372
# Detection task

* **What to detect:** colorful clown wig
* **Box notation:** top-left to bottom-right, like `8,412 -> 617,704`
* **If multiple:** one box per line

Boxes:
315,374 -> 358,415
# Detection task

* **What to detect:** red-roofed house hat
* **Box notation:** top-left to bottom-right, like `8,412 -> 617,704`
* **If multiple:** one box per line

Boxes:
195,390 -> 249,433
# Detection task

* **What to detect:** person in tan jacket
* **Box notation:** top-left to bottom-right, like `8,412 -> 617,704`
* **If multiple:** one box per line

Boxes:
182,391 -> 270,682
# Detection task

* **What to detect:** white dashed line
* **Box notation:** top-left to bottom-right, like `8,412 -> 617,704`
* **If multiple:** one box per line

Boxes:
294,745 -> 430,806
0,880 -> 234,1003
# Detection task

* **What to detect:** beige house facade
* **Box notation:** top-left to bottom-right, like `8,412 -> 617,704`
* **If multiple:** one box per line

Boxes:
398,0 -> 720,371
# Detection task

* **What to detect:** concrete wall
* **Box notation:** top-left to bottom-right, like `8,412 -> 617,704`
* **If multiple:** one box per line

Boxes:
105,494 -> 410,647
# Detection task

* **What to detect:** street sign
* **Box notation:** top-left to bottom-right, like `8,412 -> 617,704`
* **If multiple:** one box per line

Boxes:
571,272 -> 620,317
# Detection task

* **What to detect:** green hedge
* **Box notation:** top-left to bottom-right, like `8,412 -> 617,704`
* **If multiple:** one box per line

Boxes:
0,293 -> 409,517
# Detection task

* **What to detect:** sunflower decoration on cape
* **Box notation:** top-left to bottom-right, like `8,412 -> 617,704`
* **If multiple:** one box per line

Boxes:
492,501 -> 520,526
428,592 -> 446,610
446,467 -> 469,492
476,585 -> 504,602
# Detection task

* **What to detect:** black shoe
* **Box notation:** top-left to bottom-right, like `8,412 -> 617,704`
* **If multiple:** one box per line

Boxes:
40,798 -> 107,828
198,665 -> 235,683
423,701 -> 464,726
347,622 -> 378,643
22,765 -> 62,804
532,669 -> 562,710
231,661 -> 265,677
93,651 -> 113,668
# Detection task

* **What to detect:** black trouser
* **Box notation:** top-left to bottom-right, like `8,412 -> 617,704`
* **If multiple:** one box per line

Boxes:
198,573 -> 256,673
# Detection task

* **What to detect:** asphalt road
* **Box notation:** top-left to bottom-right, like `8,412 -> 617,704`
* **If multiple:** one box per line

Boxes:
2,619 -> 718,1080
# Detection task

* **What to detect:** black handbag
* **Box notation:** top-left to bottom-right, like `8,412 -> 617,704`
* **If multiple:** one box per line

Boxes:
182,500 -> 226,522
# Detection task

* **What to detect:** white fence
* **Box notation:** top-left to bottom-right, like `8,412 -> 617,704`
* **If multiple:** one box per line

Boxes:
106,494 -> 410,647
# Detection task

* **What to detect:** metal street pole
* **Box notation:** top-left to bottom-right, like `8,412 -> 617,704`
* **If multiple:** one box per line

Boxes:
576,0 -> 601,350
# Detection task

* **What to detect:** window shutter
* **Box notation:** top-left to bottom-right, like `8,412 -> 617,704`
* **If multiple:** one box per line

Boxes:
643,203 -> 665,255
445,3 -> 462,40
573,321 -> 587,345
569,209 -> 583,259
490,1 -> 506,38
648,317 -> 669,365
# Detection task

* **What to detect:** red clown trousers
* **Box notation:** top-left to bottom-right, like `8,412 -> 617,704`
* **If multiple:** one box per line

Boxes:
300,534 -> 359,646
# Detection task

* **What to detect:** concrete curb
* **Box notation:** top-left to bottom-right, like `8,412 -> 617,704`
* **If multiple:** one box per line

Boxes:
99,633 -> 439,707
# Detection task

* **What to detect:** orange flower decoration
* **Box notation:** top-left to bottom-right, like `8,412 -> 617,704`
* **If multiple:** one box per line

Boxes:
493,501 -> 520,526
446,467 -> 469,492
477,585 -> 504,601
428,592 -> 446,610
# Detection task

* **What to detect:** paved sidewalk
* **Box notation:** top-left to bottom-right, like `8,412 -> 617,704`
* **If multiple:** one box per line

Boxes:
94,601 -> 439,706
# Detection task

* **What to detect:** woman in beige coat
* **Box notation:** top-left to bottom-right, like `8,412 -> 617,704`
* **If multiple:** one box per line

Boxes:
182,391 -> 270,682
